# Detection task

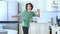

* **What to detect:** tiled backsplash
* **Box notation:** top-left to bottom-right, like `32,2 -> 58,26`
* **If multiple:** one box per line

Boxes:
37,11 -> 60,23
18,11 -> 60,23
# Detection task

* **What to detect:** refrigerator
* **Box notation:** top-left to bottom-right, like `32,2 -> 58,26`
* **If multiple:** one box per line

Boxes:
0,1 -> 18,31
0,1 -> 18,21
0,1 -> 7,21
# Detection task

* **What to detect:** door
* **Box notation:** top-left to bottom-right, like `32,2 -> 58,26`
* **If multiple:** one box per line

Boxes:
0,1 -> 7,21
8,1 -> 18,21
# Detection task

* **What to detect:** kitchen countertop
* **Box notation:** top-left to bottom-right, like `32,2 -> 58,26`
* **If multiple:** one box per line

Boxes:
0,21 -> 18,23
19,21 -> 49,23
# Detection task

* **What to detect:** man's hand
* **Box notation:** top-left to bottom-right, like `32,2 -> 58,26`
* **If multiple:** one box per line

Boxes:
37,9 -> 40,17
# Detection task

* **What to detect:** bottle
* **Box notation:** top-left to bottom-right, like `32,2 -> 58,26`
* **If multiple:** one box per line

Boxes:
56,15 -> 58,22
51,17 -> 53,25
56,16 -> 58,26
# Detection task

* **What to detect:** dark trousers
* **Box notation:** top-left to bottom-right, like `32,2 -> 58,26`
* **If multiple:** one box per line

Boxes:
22,27 -> 29,34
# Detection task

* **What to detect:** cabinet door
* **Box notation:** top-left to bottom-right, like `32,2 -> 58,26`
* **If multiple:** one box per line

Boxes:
31,0 -> 45,11
39,24 -> 45,34
39,23 -> 49,34
29,23 -> 37,34
45,0 -> 53,11
29,23 -> 49,34
58,0 -> 60,11
0,1 -> 7,21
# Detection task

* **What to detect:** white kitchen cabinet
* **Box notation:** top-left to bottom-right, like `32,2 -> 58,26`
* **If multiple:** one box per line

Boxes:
39,23 -> 49,34
19,0 -> 46,11
58,0 -> 60,11
29,23 -> 49,34
31,0 -> 46,11
45,0 -> 59,11
45,0 -> 53,11
19,22 -> 49,34
29,23 -> 38,34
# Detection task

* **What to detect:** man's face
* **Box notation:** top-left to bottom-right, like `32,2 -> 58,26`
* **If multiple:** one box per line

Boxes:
27,5 -> 31,10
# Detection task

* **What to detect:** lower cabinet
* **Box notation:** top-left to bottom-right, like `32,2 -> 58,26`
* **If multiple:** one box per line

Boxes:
19,22 -> 49,34
29,23 -> 38,34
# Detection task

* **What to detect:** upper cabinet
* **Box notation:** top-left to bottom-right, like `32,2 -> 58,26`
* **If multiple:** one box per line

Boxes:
45,0 -> 59,11
18,0 -> 59,11
58,0 -> 60,11
45,0 -> 53,11
18,0 -> 46,11
32,0 -> 46,11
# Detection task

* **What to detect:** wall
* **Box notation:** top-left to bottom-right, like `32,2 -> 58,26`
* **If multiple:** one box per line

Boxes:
57,11 -> 60,19
37,11 -> 56,23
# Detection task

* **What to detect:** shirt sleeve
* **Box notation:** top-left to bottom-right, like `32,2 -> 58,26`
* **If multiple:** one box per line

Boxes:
19,11 -> 24,16
31,12 -> 36,17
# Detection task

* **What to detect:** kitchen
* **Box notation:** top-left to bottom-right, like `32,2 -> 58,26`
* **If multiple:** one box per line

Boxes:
0,0 -> 60,34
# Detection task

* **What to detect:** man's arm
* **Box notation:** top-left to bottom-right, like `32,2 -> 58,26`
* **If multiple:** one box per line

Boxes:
11,14 -> 20,18
37,9 -> 40,17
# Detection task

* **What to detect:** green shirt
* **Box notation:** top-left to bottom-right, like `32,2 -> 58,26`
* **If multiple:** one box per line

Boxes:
20,10 -> 36,27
